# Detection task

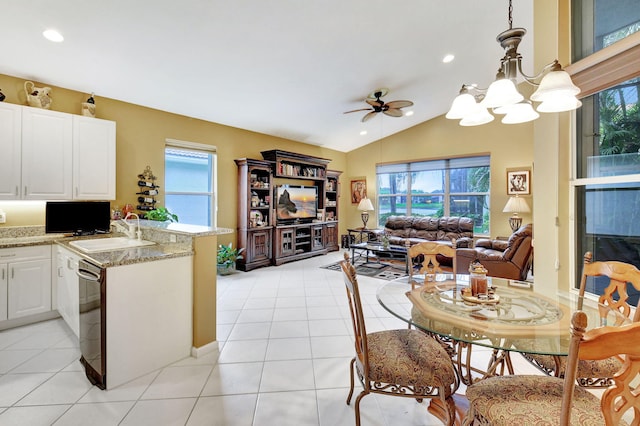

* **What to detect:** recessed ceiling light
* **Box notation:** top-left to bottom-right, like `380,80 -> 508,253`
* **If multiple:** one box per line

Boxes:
405,111 -> 414,117
442,54 -> 455,63
43,29 -> 64,42
360,130 -> 367,136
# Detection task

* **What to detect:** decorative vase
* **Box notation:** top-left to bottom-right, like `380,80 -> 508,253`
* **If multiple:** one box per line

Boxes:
24,81 -> 52,109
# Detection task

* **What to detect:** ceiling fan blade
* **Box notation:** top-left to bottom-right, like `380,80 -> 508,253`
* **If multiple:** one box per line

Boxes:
361,111 -> 377,122
343,108 -> 373,114
383,109 -> 403,118
386,100 -> 413,109
366,99 -> 383,108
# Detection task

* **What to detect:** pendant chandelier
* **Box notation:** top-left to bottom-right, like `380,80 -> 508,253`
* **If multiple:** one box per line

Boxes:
446,0 -> 581,126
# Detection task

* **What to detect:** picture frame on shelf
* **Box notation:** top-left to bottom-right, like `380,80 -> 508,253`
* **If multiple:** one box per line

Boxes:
350,178 -> 366,204
506,168 -> 531,195
317,208 -> 325,222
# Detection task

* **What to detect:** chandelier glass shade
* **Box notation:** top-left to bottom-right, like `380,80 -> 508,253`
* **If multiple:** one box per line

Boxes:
446,1 -> 581,126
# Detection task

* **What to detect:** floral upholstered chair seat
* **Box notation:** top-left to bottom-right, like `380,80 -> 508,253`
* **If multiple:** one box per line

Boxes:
464,375 -> 609,426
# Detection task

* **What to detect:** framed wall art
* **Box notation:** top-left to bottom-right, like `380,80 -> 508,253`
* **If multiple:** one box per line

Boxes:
507,169 -> 531,195
350,178 -> 367,204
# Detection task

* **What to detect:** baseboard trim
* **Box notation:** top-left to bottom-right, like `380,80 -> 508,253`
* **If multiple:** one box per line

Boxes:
191,341 -> 219,358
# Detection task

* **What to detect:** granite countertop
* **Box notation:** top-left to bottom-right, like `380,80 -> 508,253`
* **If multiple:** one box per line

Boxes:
56,239 -> 194,268
0,222 -> 233,267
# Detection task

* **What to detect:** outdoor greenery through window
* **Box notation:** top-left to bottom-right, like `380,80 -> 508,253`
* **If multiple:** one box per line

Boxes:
573,0 -> 640,301
376,156 -> 490,234
164,146 -> 216,227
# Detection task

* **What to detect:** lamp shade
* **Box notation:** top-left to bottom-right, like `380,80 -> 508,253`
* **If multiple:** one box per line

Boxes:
530,70 -> 580,102
446,93 -> 477,119
357,197 -> 374,211
502,196 -> 531,213
500,102 -> 540,124
480,78 -> 524,109
536,96 -> 582,113
459,103 -> 495,126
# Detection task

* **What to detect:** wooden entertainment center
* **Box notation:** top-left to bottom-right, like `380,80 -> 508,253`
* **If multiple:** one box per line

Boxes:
235,150 -> 341,271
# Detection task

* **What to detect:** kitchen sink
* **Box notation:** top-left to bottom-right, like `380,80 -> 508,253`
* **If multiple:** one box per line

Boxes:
69,237 -> 156,253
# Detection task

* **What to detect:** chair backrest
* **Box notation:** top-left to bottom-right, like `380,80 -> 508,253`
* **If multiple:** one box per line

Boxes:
406,240 -> 456,288
340,252 -> 369,376
561,310 -> 640,426
577,251 -> 640,324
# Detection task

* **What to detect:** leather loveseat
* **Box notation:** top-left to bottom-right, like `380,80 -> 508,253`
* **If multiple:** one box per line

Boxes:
456,223 -> 533,281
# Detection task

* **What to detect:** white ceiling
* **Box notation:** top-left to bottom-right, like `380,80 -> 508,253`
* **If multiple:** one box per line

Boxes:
2,0 -> 534,153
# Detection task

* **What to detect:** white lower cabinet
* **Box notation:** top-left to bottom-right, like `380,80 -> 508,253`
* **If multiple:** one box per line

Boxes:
2,246 -> 52,320
55,246 -> 80,337
0,264 -> 7,321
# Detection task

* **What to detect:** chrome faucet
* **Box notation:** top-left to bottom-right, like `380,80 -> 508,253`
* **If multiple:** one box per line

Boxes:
112,212 -> 142,240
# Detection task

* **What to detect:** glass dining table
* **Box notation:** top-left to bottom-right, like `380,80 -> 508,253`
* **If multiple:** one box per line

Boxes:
377,274 -> 626,385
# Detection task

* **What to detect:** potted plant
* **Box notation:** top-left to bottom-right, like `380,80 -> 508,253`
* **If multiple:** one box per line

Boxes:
144,207 -> 179,222
217,243 -> 245,275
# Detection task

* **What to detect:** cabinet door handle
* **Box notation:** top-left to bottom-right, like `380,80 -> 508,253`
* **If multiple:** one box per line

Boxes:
1,269 -> 4,280
11,268 -> 14,279
15,186 -> 19,196
75,187 -> 78,197
24,186 -> 27,196
0,253 -> 16,258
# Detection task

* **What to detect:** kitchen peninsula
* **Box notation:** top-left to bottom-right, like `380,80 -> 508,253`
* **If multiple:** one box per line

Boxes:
0,221 -> 232,389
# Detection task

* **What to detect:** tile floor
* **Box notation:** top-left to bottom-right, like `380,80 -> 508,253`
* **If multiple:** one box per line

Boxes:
0,250 -> 545,426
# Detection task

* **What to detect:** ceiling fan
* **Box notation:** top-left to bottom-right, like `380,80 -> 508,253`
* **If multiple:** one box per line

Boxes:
344,88 -> 414,122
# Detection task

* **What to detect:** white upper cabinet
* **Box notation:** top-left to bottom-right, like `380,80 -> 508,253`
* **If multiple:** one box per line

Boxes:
22,107 -> 73,200
0,103 -> 23,199
73,116 -> 116,200
0,104 -> 116,201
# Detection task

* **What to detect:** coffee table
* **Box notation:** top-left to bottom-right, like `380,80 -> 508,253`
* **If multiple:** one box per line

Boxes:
350,242 -> 408,272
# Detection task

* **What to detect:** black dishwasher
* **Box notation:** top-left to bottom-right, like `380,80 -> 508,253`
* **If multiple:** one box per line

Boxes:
77,259 -> 106,389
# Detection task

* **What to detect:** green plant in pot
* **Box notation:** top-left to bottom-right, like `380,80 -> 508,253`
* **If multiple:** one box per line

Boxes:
217,243 -> 245,275
145,207 -> 179,222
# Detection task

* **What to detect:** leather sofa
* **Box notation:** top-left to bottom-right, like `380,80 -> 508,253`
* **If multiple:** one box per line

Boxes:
380,215 -> 474,247
456,223 -> 533,281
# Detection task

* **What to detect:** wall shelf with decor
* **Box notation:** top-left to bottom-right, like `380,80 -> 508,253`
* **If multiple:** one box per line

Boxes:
261,150 -> 328,181
136,166 -> 158,214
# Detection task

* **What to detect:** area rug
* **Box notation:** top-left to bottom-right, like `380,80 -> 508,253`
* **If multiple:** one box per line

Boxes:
320,259 -> 408,281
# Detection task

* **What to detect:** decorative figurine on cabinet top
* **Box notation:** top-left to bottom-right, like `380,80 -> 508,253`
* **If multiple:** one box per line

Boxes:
0,89 -> 5,102
24,81 -> 52,109
81,92 -> 96,117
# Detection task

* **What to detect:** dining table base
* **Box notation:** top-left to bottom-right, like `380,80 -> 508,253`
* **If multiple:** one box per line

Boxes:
430,333 -> 515,385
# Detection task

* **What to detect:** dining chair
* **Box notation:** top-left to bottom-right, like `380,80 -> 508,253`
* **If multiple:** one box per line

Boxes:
340,252 -> 459,426
406,240 -> 457,289
463,310 -> 640,425
523,251 -> 640,387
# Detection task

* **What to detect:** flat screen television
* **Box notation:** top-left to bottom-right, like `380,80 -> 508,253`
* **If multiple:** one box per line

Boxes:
45,201 -> 111,235
275,185 -> 317,223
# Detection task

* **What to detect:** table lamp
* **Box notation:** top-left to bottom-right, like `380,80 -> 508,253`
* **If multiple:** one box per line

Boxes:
502,196 -> 530,232
357,197 -> 374,229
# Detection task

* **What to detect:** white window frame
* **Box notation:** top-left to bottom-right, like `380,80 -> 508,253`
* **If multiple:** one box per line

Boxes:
164,138 -> 218,227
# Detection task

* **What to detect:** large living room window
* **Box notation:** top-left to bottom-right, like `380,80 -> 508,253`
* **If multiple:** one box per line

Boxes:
164,140 -> 217,227
572,1 -> 640,299
376,155 -> 490,234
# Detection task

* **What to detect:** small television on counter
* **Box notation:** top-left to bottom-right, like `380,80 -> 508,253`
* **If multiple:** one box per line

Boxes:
45,201 -> 111,235
275,185 -> 317,223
